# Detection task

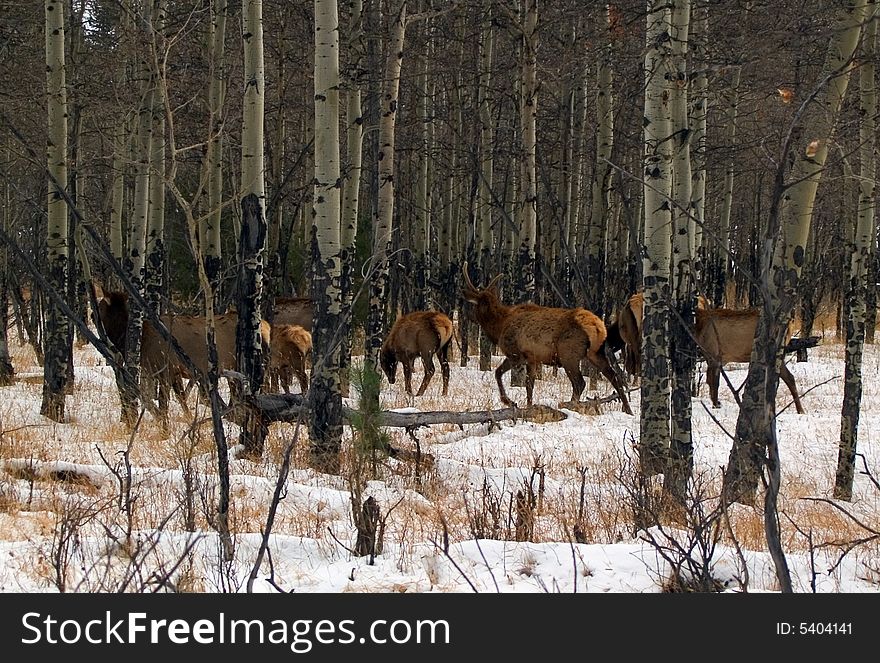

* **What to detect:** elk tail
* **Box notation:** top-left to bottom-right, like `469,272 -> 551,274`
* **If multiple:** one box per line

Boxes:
431,315 -> 455,350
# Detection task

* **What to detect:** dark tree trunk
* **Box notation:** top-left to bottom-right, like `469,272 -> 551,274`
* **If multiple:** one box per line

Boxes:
0,237 -> 14,385
666,294 -> 695,505
236,193 -> 269,456
722,308 -> 788,505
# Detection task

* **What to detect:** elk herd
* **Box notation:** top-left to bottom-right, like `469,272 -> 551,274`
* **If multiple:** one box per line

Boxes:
89,264 -> 806,423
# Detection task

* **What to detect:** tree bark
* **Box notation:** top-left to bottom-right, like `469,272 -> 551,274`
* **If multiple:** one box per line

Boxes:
516,0 -> 538,309
236,0 -> 269,456
836,5 -> 876,501
714,66 -> 740,307
0,143 -> 13,385
365,1 -> 406,383
478,1 -> 494,371
639,0 -> 673,477
144,0 -> 166,315
202,0 -> 228,311
588,6 -> 614,317
689,0 -> 708,275
308,0 -> 344,474
339,0 -> 365,398
120,11 -> 156,427
666,0 -> 696,506
41,0 -> 70,422
413,32 -> 432,312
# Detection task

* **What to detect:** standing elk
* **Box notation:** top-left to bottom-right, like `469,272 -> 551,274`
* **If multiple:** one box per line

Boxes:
268,323 -> 312,394
696,307 -> 805,414
605,291 -> 805,414
92,287 -> 272,418
605,291 -> 709,378
461,264 -> 633,414
380,311 -> 454,397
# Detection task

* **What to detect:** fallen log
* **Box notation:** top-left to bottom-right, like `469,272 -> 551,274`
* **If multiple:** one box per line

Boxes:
241,391 -> 569,428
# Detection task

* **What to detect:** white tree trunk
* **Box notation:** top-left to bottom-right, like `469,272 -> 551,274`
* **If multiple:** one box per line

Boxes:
665,0 -> 696,503
517,0 -> 538,305
145,0 -> 166,313
236,0 -> 268,456
203,0 -> 228,309
639,0 -> 673,476
309,0 -> 343,472
478,2 -> 494,370
42,0 -> 70,421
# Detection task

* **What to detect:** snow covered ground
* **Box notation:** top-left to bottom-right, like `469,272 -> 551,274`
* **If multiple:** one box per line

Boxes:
0,330 -> 877,594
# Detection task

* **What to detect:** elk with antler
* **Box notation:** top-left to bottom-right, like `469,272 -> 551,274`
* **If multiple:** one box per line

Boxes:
461,264 -> 633,414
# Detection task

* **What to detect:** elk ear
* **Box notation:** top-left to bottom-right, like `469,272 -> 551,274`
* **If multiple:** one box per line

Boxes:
464,296 -> 478,304
91,281 -> 104,301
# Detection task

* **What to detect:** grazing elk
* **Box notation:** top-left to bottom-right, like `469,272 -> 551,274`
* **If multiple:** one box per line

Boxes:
380,311 -> 454,397
93,287 -> 272,417
268,323 -> 312,394
605,291 -> 805,414
461,265 -> 633,414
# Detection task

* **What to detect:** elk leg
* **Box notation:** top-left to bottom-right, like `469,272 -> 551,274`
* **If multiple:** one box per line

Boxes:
526,362 -> 539,405
415,352 -> 435,397
402,359 -> 414,395
439,341 -> 450,396
625,346 -> 638,378
779,363 -> 804,414
495,356 -> 516,407
281,365 -> 292,394
707,361 -> 721,408
587,350 -> 633,415
557,357 -> 585,406
294,356 -> 309,394
169,372 -> 191,417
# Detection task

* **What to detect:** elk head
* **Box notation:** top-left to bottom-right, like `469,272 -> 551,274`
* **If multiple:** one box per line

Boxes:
379,344 -> 398,385
461,262 -> 503,317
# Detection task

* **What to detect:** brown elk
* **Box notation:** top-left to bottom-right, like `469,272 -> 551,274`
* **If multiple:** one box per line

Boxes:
93,288 -> 272,416
696,307 -> 804,414
461,265 -> 633,414
268,323 -> 312,394
606,291 -> 709,378
380,311 -> 454,397
606,292 -> 805,414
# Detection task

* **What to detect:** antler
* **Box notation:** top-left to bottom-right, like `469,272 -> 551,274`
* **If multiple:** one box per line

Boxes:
462,261 -> 503,293
462,261 -> 477,293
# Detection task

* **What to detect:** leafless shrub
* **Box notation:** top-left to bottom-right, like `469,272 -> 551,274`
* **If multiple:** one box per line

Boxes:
799,454 -> 880,587
616,447 -> 746,593
515,458 -> 545,542
464,476 -> 507,541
